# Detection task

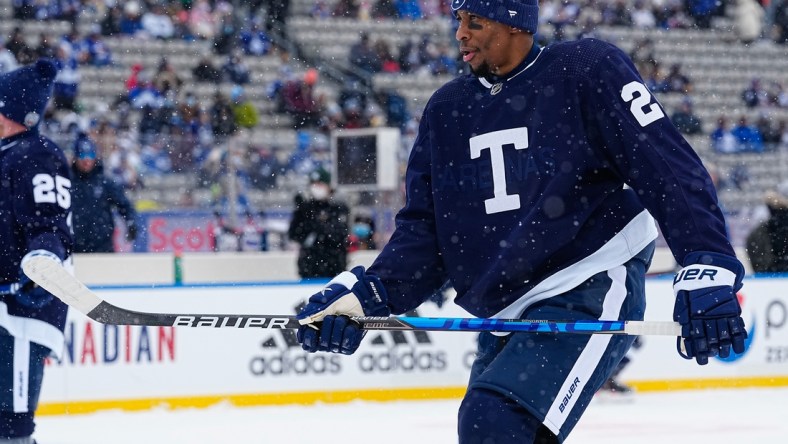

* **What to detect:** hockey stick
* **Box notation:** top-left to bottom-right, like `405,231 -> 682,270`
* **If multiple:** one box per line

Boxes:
21,254 -> 681,336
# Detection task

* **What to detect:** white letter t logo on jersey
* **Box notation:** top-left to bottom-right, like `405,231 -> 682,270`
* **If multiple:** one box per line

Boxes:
469,127 -> 529,214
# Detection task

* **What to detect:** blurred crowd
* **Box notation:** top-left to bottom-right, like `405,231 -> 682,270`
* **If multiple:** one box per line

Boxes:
0,0 -> 786,221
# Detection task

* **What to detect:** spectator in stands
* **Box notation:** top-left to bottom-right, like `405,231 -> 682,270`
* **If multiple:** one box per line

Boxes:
429,42 -> 458,75
210,91 -> 237,141
631,0 -> 657,28
101,5 -> 123,36
333,0 -> 360,17
732,0 -> 765,44
52,45 -> 81,111
250,146 -> 286,190
742,78 -> 768,107
779,119 -> 788,147
746,180 -> 788,272
80,26 -> 113,66
221,53 -> 251,84
128,72 -> 164,109
282,68 -> 323,129
35,32 -> 58,59
4,27 -> 27,61
213,12 -> 239,55
376,89 -> 410,130
265,0 -> 290,38
12,0 -> 34,19
120,1 -> 144,35
397,0 -> 423,19
142,3 -> 176,39
641,60 -> 666,93
311,0 -> 333,18
375,38 -> 400,73
606,0 -> 634,27
765,80 -> 787,107
125,63 -> 144,91
154,57 -> 183,95
420,0 -> 448,18
60,28 -> 87,65
71,133 -> 138,253
349,32 -> 382,76
732,115 -> 765,152
662,63 -> 693,93
288,168 -> 350,279
230,85 -> 259,129
0,38 -> 18,74
240,21 -> 271,56
629,38 -> 655,73
372,0 -> 399,18
670,96 -> 703,135
348,213 -> 376,252
190,0 -> 218,40
775,1 -> 788,44
341,98 -> 369,129
756,113 -> 782,149
710,116 -> 739,153
398,37 -> 420,73
546,0 -> 580,41
192,55 -> 222,83
178,92 -> 201,126
688,0 -> 717,29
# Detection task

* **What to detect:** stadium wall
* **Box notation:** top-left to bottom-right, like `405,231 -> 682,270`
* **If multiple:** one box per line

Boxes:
36,251 -> 784,416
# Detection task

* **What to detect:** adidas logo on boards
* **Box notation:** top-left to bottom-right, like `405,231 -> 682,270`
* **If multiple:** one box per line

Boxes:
249,302 -> 341,376
358,310 -> 448,373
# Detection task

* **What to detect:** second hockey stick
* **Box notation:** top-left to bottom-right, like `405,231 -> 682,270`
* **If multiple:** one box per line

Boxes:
21,254 -> 681,336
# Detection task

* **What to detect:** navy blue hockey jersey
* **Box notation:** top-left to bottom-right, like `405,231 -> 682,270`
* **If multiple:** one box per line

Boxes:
369,39 -> 735,319
0,129 -> 73,357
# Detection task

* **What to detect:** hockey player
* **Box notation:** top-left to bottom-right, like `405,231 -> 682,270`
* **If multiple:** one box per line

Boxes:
295,1 -> 746,442
0,60 -> 74,444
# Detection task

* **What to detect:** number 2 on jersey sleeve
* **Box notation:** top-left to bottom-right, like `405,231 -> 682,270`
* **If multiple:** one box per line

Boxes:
32,174 -> 72,209
620,81 -> 665,127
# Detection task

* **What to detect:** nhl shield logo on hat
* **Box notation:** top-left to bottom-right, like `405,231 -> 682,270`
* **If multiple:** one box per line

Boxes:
451,0 -> 466,11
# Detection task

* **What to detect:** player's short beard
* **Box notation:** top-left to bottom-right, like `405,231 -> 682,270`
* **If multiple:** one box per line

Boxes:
469,60 -> 493,79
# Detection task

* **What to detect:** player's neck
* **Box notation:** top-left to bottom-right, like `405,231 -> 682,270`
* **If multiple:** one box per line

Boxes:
488,40 -> 540,82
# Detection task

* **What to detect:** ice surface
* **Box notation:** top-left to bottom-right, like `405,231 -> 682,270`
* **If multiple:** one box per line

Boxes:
35,388 -> 788,444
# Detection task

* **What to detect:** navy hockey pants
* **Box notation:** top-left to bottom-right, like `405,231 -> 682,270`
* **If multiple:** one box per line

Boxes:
458,243 -> 653,443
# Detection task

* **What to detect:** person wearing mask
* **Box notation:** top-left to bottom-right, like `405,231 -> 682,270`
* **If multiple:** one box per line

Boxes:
71,133 -> 138,253
287,169 -> 349,278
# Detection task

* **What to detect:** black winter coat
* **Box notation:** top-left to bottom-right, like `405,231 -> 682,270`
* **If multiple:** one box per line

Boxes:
287,195 -> 349,278
71,163 -> 137,253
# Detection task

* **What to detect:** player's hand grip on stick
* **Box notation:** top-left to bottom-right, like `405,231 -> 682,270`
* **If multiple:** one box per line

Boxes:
296,266 -> 390,354
672,251 -> 747,365
16,250 -> 61,308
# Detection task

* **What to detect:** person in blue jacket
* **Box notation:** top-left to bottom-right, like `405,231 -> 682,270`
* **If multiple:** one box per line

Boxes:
0,59 -> 74,444
293,1 -> 747,443
70,133 -> 137,253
